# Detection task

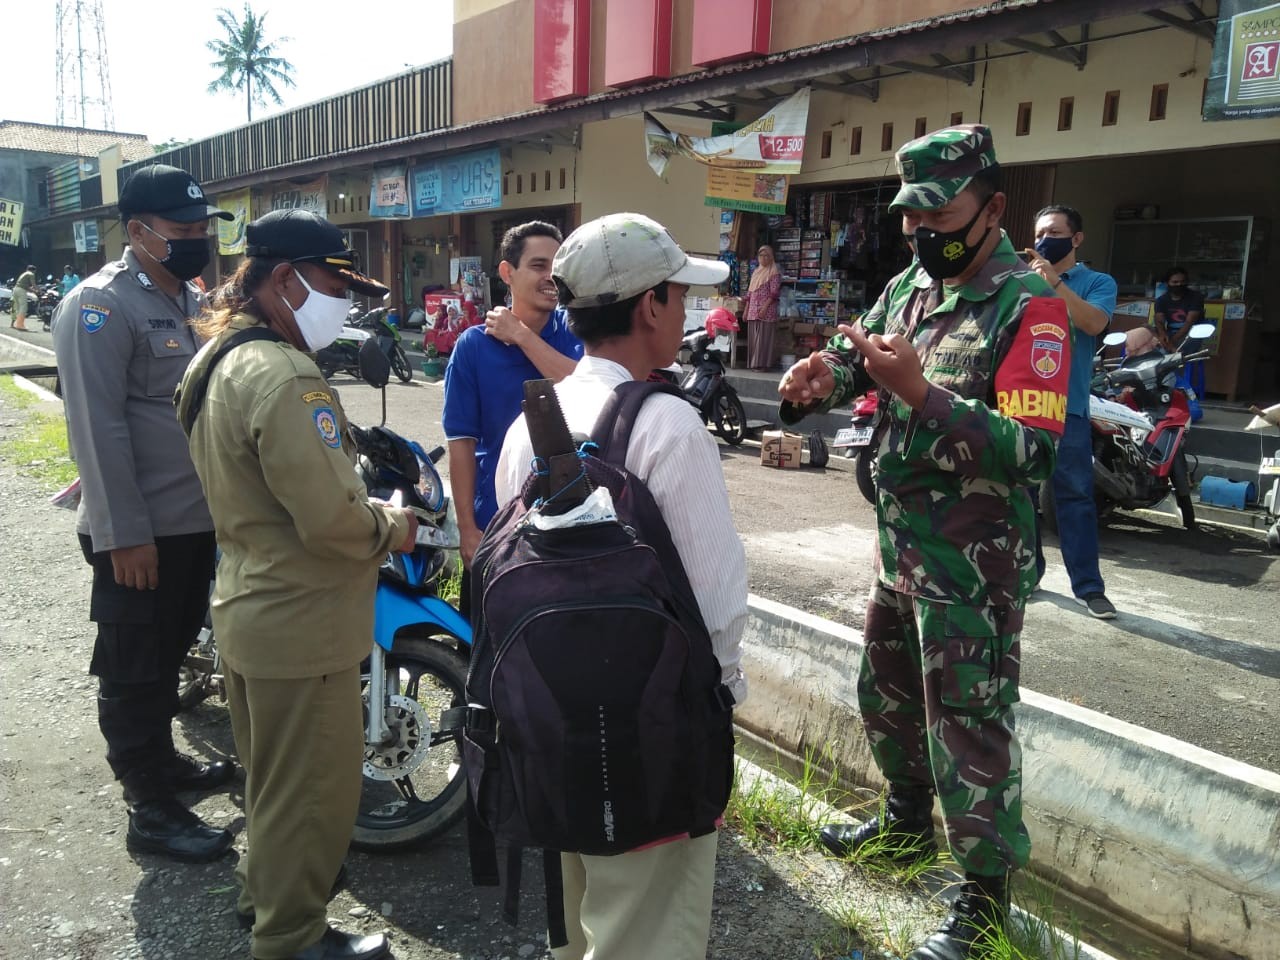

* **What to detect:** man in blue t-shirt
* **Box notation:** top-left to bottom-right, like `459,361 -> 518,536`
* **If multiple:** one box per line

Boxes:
442,221 -> 583,605
1025,205 -> 1119,619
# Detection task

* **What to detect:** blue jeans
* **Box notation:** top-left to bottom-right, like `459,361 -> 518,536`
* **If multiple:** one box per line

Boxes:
1037,413 -> 1105,598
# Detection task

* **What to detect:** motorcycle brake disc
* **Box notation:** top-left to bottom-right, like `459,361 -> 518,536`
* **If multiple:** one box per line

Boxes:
361,693 -> 433,781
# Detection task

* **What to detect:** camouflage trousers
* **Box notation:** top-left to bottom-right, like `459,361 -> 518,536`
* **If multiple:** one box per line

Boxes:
858,582 -> 1031,874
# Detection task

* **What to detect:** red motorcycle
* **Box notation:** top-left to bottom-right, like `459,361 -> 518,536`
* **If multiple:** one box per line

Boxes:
1079,323 -> 1215,530
835,391 -> 880,504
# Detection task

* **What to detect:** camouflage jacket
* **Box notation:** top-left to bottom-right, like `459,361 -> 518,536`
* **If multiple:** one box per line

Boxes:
782,233 -> 1070,606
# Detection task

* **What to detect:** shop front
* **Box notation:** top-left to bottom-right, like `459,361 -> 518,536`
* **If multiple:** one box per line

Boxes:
1056,143 -> 1280,402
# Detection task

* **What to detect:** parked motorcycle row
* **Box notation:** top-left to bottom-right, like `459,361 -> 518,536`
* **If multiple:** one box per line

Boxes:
316,301 -> 414,383
839,323 -> 1222,534
1,275 -> 61,330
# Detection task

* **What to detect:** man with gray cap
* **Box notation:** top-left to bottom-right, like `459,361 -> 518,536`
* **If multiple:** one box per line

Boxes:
53,163 -> 235,863
778,127 -> 1071,959
495,213 -> 748,960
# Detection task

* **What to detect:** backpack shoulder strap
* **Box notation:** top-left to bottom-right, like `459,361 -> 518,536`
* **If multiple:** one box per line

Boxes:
590,379 -> 686,468
178,326 -> 285,435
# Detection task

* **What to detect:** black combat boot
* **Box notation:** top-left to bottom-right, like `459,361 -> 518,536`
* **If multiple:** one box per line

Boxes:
818,785 -> 937,863
908,872 -> 1009,960
123,773 -> 233,863
162,751 -> 237,793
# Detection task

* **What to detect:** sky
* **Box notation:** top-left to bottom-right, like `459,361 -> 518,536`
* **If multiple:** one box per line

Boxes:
4,0 -> 455,144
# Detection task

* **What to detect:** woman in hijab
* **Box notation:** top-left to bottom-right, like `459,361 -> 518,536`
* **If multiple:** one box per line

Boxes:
744,244 -> 782,370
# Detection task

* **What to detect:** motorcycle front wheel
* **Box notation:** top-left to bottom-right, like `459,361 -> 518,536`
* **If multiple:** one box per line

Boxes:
855,448 -> 878,506
710,387 -> 747,446
390,345 -> 413,383
352,636 -> 468,851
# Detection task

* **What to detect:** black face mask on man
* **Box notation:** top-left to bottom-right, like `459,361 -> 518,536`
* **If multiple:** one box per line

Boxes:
913,203 -> 991,281
137,220 -> 211,282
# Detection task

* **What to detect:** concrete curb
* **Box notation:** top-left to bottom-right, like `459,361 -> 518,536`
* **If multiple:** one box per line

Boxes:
736,594 -> 1280,960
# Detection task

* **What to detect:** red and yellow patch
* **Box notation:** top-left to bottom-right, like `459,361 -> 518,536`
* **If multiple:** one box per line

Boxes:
994,297 -> 1070,436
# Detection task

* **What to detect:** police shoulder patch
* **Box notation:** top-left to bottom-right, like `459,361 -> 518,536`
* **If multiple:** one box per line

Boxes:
312,406 -> 342,448
80,304 -> 111,333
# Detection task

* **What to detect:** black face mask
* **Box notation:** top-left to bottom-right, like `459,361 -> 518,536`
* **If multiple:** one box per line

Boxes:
138,221 -> 211,282
913,203 -> 991,281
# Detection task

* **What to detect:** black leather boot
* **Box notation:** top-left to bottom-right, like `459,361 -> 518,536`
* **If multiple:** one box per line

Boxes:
126,796 -> 234,862
818,785 -> 937,863
163,751 -> 236,793
254,926 -> 390,960
908,872 -> 1010,960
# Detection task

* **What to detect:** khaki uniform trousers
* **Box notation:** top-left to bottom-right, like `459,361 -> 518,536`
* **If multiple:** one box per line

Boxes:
224,663 -> 363,960
552,830 -> 719,960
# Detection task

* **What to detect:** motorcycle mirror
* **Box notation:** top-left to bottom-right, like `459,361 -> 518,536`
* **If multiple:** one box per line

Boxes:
1186,322 -> 1216,340
1102,331 -> 1128,347
358,337 -> 391,389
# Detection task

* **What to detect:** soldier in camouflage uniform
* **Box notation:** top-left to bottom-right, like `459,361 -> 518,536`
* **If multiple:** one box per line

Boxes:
778,125 -> 1070,960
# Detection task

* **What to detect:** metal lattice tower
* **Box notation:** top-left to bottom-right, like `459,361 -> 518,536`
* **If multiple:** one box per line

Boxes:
55,0 -> 115,130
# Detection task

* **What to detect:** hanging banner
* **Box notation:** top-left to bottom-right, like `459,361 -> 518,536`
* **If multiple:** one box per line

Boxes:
215,188 -> 251,255
0,197 -> 24,246
370,165 -> 410,218
73,219 -> 100,253
645,86 -> 811,178
410,148 -> 502,217
268,177 -> 327,219
704,168 -> 789,215
1204,0 -> 1280,120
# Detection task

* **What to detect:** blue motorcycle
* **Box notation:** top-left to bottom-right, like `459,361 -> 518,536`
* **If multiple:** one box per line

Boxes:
181,344 -> 473,851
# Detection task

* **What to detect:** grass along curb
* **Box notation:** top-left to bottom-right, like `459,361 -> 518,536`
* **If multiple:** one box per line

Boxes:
727,749 -> 1108,960
0,374 -> 76,490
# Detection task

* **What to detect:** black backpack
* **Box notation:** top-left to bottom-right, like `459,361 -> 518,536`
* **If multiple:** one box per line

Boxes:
461,379 -> 736,934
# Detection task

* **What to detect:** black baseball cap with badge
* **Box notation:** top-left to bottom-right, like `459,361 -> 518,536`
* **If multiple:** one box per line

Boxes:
119,164 -> 234,223
889,124 -> 999,211
244,209 -> 389,298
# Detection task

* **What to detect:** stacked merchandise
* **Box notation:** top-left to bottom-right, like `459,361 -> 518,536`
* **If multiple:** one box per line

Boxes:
798,230 -> 824,279
773,227 -> 801,279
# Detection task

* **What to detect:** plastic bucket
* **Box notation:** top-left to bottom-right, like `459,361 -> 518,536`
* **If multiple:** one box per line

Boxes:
1198,475 -> 1257,510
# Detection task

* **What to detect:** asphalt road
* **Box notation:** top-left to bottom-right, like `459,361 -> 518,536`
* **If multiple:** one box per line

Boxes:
329,371 -> 1279,775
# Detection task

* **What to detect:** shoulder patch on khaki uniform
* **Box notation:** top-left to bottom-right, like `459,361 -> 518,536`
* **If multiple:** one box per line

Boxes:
302,390 -> 332,404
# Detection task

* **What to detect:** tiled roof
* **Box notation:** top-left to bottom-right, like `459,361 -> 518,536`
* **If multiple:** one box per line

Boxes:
0,120 -> 151,161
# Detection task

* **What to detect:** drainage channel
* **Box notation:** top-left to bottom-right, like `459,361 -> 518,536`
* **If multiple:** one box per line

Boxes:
733,729 -> 1202,960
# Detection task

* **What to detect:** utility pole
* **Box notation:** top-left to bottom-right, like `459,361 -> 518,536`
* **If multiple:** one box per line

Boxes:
55,0 -> 116,131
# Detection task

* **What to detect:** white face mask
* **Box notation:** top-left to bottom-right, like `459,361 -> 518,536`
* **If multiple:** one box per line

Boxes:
283,269 -> 352,351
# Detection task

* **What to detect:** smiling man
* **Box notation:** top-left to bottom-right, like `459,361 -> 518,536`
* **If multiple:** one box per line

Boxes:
441,221 -> 583,602
777,126 -> 1071,960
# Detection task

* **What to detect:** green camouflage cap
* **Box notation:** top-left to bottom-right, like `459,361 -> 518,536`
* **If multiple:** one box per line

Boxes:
890,124 -> 998,211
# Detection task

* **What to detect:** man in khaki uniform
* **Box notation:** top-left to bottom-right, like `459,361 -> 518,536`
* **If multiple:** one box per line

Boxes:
176,209 -> 417,960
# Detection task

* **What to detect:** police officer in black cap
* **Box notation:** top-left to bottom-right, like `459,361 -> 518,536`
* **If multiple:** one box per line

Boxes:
52,163 -> 237,863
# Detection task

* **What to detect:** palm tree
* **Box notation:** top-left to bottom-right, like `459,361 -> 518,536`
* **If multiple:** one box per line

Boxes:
207,4 -> 296,123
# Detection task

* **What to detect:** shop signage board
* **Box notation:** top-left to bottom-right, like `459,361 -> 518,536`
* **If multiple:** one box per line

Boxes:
410,148 -> 502,218
0,197 -> 24,246
268,177 -> 327,219
645,86 -> 811,178
73,219 -> 99,253
1204,0 -> 1280,120
704,167 -> 789,215
215,187 -> 252,255
370,165 -> 410,218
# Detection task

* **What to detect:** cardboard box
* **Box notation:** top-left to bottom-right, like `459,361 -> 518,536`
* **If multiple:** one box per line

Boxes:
792,322 -> 819,335
760,430 -> 802,469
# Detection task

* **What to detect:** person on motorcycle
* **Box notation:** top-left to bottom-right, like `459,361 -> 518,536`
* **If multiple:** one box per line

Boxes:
176,209 -> 418,960
53,165 -> 237,865
779,125 -> 1070,960
60,264 -> 81,296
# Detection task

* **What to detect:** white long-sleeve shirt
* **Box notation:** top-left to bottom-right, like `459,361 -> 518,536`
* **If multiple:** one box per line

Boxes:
495,355 -> 749,704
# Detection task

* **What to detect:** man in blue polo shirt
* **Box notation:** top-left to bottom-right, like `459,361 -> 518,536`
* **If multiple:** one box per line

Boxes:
442,221 -> 583,610
1026,204 -> 1119,619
